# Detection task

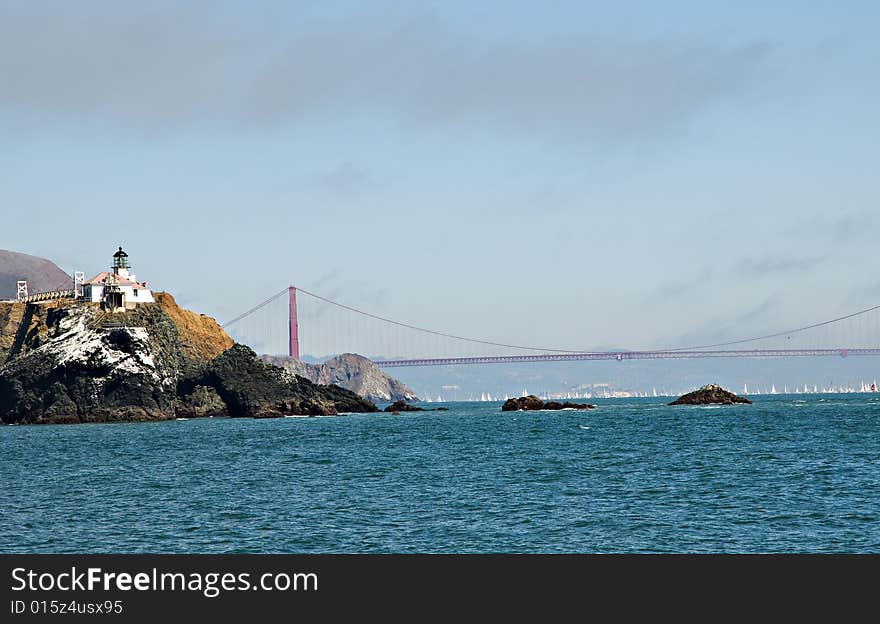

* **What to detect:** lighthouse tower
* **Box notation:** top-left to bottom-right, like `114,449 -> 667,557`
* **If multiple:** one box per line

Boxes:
81,246 -> 155,310
112,246 -> 131,279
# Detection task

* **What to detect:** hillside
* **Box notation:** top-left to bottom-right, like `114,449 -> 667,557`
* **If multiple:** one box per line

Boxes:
261,352 -> 418,403
153,292 -> 234,364
0,249 -> 71,299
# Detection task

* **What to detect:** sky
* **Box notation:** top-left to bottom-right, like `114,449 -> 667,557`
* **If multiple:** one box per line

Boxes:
1,0 -> 878,352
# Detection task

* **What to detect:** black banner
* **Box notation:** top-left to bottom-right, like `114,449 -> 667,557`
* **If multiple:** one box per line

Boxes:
1,554 -> 875,621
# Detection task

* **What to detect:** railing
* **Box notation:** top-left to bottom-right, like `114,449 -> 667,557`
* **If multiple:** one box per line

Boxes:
16,289 -> 75,304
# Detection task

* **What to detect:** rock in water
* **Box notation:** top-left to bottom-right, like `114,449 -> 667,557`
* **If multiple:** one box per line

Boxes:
668,384 -> 752,406
501,395 -> 595,411
0,298 -> 378,424
383,400 -> 424,413
381,400 -> 448,413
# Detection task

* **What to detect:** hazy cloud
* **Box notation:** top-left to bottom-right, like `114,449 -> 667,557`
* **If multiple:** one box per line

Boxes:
734,255 -> 825,276
647,268 -> 715,302
790,212 -> 874,245
661,295 -> 781,349
648,254 -> 824,303
308,163 -> 379,196
0,3 -> 771,136
844,280 -> 880,308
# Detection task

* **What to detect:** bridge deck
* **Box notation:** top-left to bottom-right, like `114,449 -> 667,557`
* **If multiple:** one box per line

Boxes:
374,348 -> 880,367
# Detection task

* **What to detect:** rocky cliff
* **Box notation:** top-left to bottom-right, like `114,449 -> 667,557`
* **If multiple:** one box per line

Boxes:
0,298 -> 377,424
261,352 -> 418,403
0,249 -> 71,300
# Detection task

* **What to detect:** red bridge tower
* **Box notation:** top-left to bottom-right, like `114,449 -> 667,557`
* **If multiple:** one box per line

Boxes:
288,286 -> 300,359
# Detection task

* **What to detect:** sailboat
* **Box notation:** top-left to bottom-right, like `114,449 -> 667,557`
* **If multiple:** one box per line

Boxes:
652,387 -> 658,397
771,385 -> 777,395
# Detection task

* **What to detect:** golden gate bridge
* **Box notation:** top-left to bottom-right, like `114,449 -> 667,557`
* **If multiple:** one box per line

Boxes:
222,286 -> 880,368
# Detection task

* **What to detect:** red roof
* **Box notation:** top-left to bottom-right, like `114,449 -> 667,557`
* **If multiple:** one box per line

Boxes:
84,272 -> 148,288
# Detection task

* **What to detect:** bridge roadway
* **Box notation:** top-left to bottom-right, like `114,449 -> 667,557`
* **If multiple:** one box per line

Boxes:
374,348 -> 880,368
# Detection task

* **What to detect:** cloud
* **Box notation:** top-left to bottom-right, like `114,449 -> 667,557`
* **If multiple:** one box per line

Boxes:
308,163 -> 379,196
789,212 -> 874,245
734,255 -> 825,276
647,254 -> 824,303
0,3 -> 771,137
844,280 -> 880,308
646,268 -> 716,302
660,295 -> 781,349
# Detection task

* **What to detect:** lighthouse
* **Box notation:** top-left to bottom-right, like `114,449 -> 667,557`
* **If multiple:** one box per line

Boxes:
81,246 -> 155,311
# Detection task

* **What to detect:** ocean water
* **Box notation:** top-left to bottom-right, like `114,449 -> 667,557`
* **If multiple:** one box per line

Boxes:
2,395 -> 879,553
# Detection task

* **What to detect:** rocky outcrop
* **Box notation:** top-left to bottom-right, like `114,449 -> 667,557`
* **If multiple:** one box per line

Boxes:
501,395 -> 595,411
382,400 -> 449,413
261,352 -> 418,403
669,384 -> 752,406
189,344 -> 376,418
0,302 -> 183,424
0,299 -> 378,424
0,249 -> 71,301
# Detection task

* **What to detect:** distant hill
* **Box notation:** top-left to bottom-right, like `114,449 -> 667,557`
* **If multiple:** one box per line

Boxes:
0,250 -> 71,299
261,353 -> 418,403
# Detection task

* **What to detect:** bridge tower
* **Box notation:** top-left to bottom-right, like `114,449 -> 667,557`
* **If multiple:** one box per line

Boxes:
288,286 -> 300,360
16,281 -> 27,301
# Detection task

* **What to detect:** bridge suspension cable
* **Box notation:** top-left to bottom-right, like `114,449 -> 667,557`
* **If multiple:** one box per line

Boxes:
222,284 -> 880,362
292,286 -> 586,353
669,304 -> 880,351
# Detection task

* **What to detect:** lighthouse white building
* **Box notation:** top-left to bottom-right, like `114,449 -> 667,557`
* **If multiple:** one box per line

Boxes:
81,247 -> 154,312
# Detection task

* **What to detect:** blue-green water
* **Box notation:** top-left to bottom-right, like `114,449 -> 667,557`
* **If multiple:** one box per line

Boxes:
2,395 -> 879,553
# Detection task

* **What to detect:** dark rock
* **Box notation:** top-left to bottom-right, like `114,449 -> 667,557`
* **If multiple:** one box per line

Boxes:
0,300 -> 379,424
669,384 -> 752,406
175,384 -> 227,418
384,400 -> 425,413
501,395 -> 595,412
382,400 -> 452,413
193,344 -> 377,418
